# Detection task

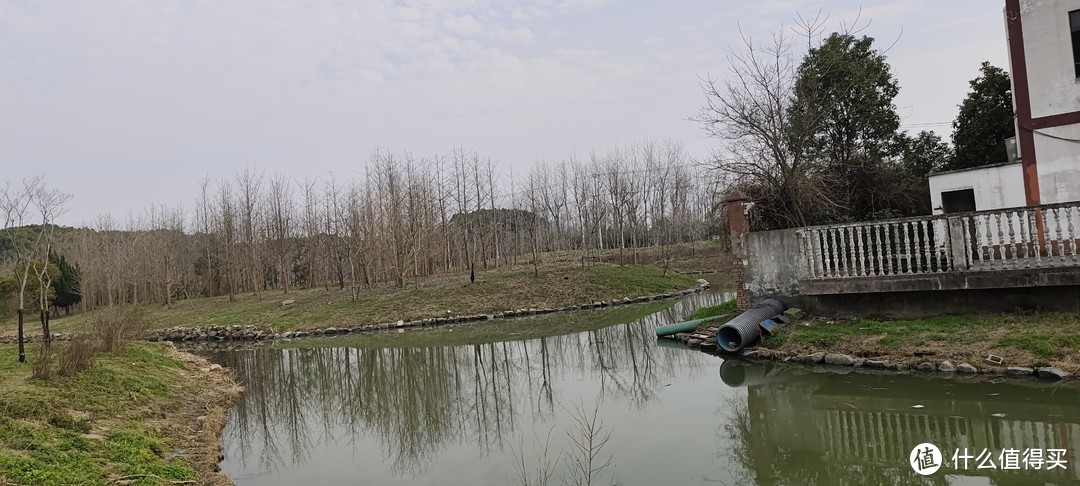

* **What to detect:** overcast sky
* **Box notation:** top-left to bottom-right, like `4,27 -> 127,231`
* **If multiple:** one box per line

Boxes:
1,0 -> 1009,225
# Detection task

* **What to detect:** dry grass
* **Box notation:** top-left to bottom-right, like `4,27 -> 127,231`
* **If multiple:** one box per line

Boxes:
57,337 -> 96,377
30,345 -> 53,381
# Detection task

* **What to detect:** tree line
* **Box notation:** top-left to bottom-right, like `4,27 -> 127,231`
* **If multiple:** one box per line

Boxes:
695,15 -> 1016,231
3,140 -> 721,314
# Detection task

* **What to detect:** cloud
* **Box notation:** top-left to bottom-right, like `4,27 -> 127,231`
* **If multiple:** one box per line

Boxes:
0,0 -> 1017,224
444,14 -> 484,37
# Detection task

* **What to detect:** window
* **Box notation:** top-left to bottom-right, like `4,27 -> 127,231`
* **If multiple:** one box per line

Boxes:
1071,10 -> 1080,78
941,189 -> 976,214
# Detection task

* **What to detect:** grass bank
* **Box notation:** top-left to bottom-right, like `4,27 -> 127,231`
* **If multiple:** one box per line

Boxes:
45,263 -> 697,334
692,304 -> 1080,374
0,343 -> 242,485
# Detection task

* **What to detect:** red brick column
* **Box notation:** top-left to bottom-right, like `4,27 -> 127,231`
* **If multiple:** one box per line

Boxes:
725,191 -> 750,311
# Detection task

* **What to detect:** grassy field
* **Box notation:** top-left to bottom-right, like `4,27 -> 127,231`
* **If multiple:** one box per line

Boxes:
39,263 -> 697,334
690,301 -> 1080,372
545,241 -> 730,274
0,343 -> 240,485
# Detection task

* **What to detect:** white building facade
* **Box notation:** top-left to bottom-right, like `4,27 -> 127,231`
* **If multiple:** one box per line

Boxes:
929,0 -> 1080,215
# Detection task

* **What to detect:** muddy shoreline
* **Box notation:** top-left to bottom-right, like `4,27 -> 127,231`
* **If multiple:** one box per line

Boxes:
167,345 -> 245,485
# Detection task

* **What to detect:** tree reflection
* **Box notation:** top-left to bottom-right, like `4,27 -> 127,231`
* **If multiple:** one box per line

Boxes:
212,291 -> 729,479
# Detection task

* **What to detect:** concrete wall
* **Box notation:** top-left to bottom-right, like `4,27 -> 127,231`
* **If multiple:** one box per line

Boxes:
738,224 -> 1080,319
928,163 -> 1026,214
742,229 -> 802,301
1035,125 -> 1080,203
806,286 -> 1080,319
1017,0 -> 1080,119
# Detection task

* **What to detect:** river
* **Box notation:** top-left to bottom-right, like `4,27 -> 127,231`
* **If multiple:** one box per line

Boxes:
198,289 -> 1080,485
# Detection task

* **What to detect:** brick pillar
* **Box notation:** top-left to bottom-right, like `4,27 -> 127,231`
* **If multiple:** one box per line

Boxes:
725,191 -> 751,311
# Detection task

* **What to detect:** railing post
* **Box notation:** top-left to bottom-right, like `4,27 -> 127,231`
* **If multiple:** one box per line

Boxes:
947,216 -> 971,271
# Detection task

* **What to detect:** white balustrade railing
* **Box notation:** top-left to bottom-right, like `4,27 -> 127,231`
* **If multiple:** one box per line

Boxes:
796,202 -> 1080,280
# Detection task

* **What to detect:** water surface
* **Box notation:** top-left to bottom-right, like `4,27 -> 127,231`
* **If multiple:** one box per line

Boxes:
201,291 -> 1080,485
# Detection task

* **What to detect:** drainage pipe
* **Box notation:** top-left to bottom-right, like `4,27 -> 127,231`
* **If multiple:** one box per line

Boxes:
715,299 -> 786,352
654,315 -> 726,337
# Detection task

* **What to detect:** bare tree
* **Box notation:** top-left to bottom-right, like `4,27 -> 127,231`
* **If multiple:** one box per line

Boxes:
1,177 -> 70,361
267,173 -> 294,294
217,179 -> 237,302
692,23 -> 834,229
236,168 -> 265,297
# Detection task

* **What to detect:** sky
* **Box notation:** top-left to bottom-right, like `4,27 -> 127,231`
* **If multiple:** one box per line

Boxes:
0,0 -> 1010,225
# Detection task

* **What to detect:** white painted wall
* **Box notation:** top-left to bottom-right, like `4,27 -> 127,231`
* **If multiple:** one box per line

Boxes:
929,163 -> 1026,215
1034,124 -> 1080,203
1018,0 -> 1080,119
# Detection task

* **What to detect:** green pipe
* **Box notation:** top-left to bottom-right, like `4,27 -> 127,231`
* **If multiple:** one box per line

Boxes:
654,315 -> 724,337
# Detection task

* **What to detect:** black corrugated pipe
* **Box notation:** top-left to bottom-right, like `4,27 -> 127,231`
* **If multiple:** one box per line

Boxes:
715,299 -> 786,352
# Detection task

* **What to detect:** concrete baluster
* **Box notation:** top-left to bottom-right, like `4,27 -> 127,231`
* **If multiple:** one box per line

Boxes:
900,222 -> 911,274
884,224 -> 895,275
1018,209 -> 1030,266
1054,207 -> 1065,264
855,226 -> 866,276
874,224 -> 884,275
913,220 -> 924,273
1067,206 -> 1077,263
827,229 -> 837,278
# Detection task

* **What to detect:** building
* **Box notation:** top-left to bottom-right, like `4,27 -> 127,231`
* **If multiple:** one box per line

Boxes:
929,0 -> 1080,215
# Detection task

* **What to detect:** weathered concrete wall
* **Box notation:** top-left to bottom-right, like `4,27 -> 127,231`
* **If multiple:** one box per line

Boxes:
801,268 -> 1080,295
804,285 -> 1080,320
742,228 -> 802,302
1016,0 -> 1080,119
1034,125 -> 1080,204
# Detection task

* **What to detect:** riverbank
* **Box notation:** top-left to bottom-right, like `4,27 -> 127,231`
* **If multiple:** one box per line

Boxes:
0,343 -> 242,485
674,306 -> 1080,379
35,263 -> 701,335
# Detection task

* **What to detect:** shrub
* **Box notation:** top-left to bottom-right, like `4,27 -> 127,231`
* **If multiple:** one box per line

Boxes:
90,306 -> 151,352
58,336 -> 96,377
31,345 -> 54,380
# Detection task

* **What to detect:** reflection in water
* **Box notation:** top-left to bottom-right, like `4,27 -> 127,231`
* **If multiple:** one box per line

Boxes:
722,360 -> 1080,485
205,291 -> 1080,485
205,291 -> 730,483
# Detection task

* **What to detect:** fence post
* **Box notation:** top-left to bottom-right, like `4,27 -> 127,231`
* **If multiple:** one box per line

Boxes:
726,191 -> 751,311
947,216 -> 970,271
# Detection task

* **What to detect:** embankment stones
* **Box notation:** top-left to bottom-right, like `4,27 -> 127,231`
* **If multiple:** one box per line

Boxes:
938,360 -> 956,373
957,363 -> 978,374
1006,367 -> 1035,378
823,353 -> 855,366
1036,367 -> 1072,380
795,352 -> 825,364
916,362 -> 936,372
863,359 -> 890,369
